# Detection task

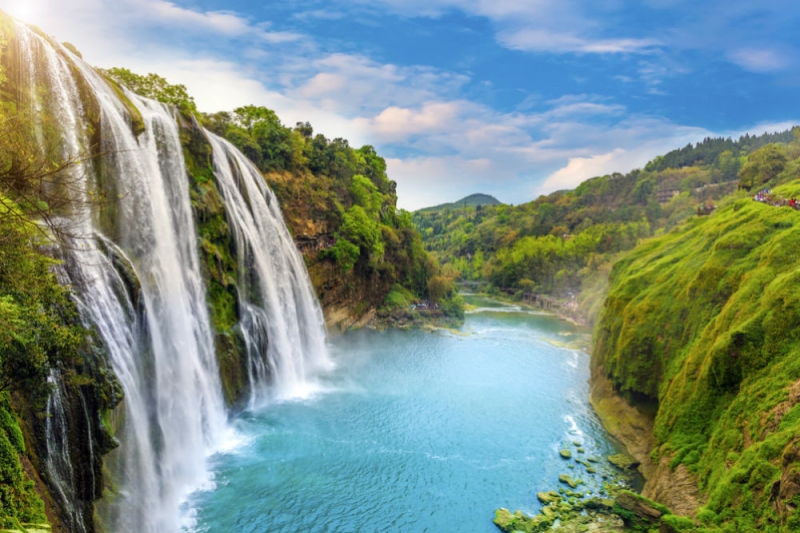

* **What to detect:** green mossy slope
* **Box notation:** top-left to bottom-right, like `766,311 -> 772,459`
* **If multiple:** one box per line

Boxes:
0,394 -> 46,529
594,181 -> 800,531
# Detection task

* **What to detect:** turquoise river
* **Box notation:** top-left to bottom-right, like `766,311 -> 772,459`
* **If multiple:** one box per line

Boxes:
188,297 -> 625,532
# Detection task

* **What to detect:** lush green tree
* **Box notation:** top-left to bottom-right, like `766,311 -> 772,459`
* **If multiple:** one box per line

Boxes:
101,68 -> 197,114
328,238 -> 360,271
738,144 -> 788,190
427,275 -> 455,304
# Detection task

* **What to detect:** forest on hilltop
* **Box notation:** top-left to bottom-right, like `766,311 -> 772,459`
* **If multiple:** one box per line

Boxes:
413,128 -> 800,322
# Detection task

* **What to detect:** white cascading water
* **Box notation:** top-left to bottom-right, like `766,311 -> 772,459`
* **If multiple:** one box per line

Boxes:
16,23 -> 95,533
13,21 -> 330,533
207,132 -> 331,403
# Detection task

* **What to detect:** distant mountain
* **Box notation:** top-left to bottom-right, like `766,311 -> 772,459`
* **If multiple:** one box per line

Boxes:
416,193 -> 502,213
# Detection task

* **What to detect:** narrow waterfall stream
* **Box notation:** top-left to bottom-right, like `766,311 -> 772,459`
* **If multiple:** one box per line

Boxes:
207,133 -> 331,404
13,21 -> 331,533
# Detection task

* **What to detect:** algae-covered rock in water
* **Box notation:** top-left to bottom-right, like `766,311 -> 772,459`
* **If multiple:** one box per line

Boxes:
537,491 -> 562,505
559,474 -> 579,488
540,505 -> 557,519
560,449 -> 572,459
493,508 -> 553,533
493,508 -> 515,531
587,456 -> 599,463
546,513 -> 625,533
583,497 -> 615,512
613,491 -> 668,530
607,453 -> 640,471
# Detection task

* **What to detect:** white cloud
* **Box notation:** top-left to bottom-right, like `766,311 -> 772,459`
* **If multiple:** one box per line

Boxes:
128,0 -> 303,42
726,121 -> 799,139
285,54 -> 470,116
388,156 -> 504,210
728,48 -> 788,73
291,9 -> 345,21
347,0 -> 798,76
498,29 -> 659,54
354,102 -> 463,141
539,149 -> 629,192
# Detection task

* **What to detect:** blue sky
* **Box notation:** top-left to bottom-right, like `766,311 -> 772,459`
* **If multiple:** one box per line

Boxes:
4,0 -> 799,209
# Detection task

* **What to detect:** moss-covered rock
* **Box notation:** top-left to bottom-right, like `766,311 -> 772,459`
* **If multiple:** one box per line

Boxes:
493,508 -> 553,533
613,490 -> 668,531
559,474 -> 580,488
607,453 -> 640,471
583,497 -> 615,512
560,449 -> 572,459
537,491 -> 561,505
0,395 -> 46,528
659,514 -> 696,533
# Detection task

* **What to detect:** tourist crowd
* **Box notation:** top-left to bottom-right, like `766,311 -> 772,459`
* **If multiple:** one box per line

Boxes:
410,300 -> 440,311
752,189 -> 800,209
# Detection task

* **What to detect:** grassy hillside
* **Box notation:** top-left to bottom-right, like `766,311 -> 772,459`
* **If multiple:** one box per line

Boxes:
594,180 -> 800,532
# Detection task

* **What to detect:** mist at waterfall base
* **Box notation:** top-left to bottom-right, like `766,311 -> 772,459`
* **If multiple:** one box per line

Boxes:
189,298 -> 623,533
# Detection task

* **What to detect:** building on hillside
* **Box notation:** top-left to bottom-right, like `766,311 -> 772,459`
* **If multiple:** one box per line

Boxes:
657,188 -> 681,204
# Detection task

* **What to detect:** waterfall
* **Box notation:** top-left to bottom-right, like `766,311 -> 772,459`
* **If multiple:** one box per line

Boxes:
207,133 -> 331,403
12,20 -> 330,533
43,377 -> 90,533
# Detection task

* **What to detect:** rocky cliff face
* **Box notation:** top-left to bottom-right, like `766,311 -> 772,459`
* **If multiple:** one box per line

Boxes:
264,169 -> 414,333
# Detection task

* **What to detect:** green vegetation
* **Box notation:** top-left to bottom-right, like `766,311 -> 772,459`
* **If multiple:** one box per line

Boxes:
415,129 -> 800,324
100,68 -> 197,114
594,178 -> 800,530
0,170 -> 97,531
0,393 -> 46,529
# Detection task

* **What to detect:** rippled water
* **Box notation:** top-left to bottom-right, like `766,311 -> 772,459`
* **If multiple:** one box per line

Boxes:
189,297 -> 623,532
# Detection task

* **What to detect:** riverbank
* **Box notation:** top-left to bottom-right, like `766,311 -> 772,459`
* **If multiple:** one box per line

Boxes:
480,288 -> 706,533
322,289 -> 465,335
462,292 -> 590,339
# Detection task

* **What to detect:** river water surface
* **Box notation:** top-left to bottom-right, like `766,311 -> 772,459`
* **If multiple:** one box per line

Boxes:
189,296 -> 622,532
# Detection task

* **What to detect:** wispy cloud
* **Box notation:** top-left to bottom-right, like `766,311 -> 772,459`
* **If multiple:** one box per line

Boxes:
136,0 -> 303,42
290,9 -> 345,21
498,30 -> 659,55
728,48 -> 789,73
